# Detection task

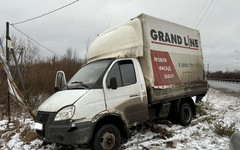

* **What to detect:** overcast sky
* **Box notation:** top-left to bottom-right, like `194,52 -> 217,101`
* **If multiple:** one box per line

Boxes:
1,0 -> 240,72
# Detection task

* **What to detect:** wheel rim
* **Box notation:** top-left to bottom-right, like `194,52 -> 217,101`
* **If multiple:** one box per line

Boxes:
183,107 -> 191,122
100,131 -> 116,150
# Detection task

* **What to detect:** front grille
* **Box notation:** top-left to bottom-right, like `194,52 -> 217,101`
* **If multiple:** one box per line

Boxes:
36,112 -> 50,123
35,111 -> 54,138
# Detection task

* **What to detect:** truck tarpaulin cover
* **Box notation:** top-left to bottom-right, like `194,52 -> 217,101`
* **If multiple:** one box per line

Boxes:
138,14 -> 206,88
87,19 -> 143,62
87,14 -> 206,89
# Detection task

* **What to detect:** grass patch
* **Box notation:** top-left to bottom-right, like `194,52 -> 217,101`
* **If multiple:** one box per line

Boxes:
166,141 -> 175,148
196,99 -> 215,116
202,115 -> 217,124
196,103 -> 208,116
20,125 -> 37,143
151,125 -> 173,139
214,121 -> 235,137
0,118 -> 37,145
0,119 -> 22,142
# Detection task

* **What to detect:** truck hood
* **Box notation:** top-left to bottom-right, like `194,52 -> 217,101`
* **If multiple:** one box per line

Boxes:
38,90 -> 89,112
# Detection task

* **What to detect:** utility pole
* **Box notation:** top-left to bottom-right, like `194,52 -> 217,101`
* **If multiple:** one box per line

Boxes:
6,22 -> 11,123
6,22 -> 9,64
207,63 -> 209,78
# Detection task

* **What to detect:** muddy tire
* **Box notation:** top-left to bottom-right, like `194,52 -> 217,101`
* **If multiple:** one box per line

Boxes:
179,103 -> 192,126
92,124 -> 121,150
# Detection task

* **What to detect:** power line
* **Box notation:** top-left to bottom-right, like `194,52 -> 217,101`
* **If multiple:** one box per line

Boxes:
10,24 -> 62,57
192,0 -> 209,27
11,0 -> 80,25
198,0 -> 219,29
235,50 -> 240,54
195,0 -> 215,28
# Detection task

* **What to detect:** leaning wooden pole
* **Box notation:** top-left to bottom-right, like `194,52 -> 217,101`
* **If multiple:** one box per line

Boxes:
8,78 -> 35,120
6,22 -> 11,122
3,22 -> 35,120
11,48 -> 28,102
0,55 -> 35,120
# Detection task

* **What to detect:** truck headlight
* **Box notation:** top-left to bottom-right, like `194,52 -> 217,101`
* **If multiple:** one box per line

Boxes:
54,105 -> 75,121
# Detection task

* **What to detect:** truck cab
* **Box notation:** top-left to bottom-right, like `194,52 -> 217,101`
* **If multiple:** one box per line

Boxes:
35,58 -> 148,149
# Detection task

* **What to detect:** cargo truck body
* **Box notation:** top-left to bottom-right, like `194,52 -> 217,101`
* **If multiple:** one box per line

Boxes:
35,14 -> 208,149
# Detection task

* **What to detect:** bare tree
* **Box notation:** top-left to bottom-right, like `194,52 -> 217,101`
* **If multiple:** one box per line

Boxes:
10,36 -> 39,66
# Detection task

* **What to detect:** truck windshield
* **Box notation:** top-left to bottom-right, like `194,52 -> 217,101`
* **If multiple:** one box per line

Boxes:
66,59 -> 113,89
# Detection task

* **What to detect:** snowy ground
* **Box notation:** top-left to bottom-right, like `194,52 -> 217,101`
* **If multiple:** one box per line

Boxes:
123,86 -> 240,150
0,82 -> 240,150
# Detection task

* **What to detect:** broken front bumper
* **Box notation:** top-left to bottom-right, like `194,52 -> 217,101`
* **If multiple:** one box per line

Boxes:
35,111 -> 94,145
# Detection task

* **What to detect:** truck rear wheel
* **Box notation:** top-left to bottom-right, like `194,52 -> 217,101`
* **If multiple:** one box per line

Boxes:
93,124 -> 121,150
179,103 -> 192,126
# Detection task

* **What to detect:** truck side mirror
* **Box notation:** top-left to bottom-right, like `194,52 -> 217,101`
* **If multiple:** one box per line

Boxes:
109,77 -> 117,89
54,71 -> 67,92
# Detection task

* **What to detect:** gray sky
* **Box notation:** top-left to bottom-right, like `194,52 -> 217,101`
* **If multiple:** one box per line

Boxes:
1,0 -> 240,72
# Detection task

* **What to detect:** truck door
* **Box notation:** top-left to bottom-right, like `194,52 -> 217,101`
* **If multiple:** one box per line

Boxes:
103,59 -> 148,125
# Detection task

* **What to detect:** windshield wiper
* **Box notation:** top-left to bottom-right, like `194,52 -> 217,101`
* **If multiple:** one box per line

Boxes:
71,81 -> 89,89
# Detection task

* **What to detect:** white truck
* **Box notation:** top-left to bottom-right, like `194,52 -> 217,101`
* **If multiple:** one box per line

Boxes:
35,14 -> 208,149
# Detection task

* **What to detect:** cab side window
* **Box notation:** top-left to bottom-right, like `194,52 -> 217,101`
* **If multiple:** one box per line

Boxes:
106,63 -> 122,87
106,60 -> 136,88
119,60 -> 136,86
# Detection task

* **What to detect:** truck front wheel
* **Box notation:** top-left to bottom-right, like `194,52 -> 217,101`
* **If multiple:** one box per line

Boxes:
179,103 -> 192,126
93,124 -> 121,150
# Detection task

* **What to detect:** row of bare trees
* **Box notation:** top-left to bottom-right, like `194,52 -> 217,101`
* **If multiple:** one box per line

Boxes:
0,36 -> 84,117
207,70 -> 240,80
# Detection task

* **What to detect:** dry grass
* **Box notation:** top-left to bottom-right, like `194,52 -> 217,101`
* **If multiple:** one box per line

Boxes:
0,57 -> 84,117
214,121 -> 235,137
20,125 -> 37,143
22,58 -> 84,108
0,118 -> 37,146
0,119 -> 21,143
196,103 -> 208,116
151,125 -> 173,139
200,114 -> 217,124
166,141 -> 175,148
0,56 -> 84,148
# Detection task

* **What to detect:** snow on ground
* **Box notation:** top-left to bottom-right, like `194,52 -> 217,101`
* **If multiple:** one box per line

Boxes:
0,84 -> 240,149
0,118 -> 44,150
123,87 -> 240,150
